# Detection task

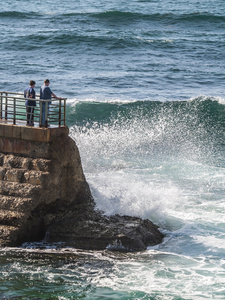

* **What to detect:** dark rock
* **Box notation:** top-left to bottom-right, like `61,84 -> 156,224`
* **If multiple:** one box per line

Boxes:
46,213 -> 164,252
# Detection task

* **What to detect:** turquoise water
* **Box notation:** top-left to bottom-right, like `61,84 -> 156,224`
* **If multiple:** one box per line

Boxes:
1,0 -> 225,299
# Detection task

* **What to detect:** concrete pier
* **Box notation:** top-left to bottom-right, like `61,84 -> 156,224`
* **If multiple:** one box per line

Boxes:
0,123 -> 69,158
0,121 -> 93,247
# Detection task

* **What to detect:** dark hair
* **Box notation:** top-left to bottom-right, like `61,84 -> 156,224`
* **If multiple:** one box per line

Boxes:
44,79 -> 50,84
30,80 -> 36,86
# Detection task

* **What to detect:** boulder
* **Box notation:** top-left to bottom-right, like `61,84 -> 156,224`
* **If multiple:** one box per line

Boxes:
47,213 -> 163,252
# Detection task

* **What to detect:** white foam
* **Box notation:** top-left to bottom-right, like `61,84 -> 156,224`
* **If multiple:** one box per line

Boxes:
188,94 -> 225,105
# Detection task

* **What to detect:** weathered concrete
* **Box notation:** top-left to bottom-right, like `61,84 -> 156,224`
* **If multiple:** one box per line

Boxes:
0,122 -> 68,143
0,123 -> 163,251
0,123 -> 69,158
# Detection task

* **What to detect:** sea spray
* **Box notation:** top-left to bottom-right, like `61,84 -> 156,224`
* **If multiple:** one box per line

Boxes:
70,97 -> 225,168
69,97 -> 225,234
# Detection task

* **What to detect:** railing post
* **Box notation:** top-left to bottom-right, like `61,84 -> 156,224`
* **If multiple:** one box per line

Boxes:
0,92 -> 2,119
5,92 -> 8,120
39,101 -> 43,127
45,101 -> 48,127
59,99 -> 61,127
64,99 -> 66,126
13,97 -> 16,125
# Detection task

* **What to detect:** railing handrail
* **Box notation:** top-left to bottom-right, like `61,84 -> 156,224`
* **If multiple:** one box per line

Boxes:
0,91 -> 67,128
0,91 -> 67,100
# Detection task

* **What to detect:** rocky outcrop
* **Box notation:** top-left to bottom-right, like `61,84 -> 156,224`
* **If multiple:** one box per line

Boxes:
0,126 -> 163,251
47,214 -> 163,252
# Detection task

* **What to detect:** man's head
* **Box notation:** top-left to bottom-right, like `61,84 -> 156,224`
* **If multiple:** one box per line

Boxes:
29,80 -> 36,87
44,79 -> 50,86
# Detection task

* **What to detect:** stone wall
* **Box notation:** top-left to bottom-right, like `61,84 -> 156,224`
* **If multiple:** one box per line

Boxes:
0,124 -> 94,246
0,153 -> 51,245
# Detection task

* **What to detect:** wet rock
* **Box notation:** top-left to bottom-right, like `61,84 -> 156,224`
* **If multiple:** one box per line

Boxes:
46,213 -> 164,252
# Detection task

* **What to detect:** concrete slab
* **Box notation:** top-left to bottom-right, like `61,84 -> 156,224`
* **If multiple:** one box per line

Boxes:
0,123 -> 69,158
0,123 -> 68,143
3,124 -> 13,139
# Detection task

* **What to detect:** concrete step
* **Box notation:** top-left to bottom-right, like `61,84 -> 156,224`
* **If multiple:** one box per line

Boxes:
0,153 -> 51,172
0,209 -> 26,226
0,195 -> 33,211
0,166 -> 50,185
0,225 -> 19,245
23,170 -> 50,185
0,166 -> 25,182
0,181 -> 41,197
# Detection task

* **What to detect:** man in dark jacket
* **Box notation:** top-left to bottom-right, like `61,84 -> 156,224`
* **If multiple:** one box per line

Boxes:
24,80 -> 36,126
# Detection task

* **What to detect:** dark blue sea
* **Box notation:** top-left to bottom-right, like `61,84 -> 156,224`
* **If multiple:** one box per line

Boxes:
1,0 -> 225,299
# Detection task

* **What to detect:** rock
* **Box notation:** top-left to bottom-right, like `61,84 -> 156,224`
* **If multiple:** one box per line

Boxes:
0,127 -> 164,251
46,213 -> 164,252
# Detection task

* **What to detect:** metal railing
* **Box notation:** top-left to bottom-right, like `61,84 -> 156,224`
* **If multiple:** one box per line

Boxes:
0,91 -> 67,128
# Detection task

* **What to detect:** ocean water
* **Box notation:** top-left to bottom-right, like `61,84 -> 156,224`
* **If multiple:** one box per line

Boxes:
0,0 -> 225,299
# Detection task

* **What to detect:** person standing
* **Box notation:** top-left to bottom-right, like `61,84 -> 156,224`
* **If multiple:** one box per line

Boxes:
24,80 -> 36,126
39,79 -> 61,127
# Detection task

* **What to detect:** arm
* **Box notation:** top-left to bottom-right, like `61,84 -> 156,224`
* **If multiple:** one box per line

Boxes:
51,92 -> 62,100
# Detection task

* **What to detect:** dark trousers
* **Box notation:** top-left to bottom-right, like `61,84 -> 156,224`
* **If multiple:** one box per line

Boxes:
26,106 -> 35,125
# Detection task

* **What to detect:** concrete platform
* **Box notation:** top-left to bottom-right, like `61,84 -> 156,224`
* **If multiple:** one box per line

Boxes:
0,120 -> 69,143
0,121 -> 69,158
